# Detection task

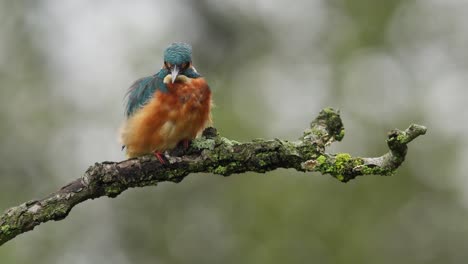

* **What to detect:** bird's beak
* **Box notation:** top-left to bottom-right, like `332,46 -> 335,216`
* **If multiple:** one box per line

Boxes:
171,65 -> 179,84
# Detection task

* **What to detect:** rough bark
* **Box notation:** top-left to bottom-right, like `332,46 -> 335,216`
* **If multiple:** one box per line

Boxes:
0,108 -> 426,246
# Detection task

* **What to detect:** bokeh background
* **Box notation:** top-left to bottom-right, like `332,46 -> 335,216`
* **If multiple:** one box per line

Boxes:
1,0 -> 467,263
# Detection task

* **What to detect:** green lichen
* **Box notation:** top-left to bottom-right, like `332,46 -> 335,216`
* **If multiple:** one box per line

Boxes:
313,153 -> 353,181
220,137 -> 240,146
214,166 -> 227,175
1,225 -> 11,235
334,153 -> 352,180
360,166 -> 392,176
397,133 -> 407,143
215,147 -> 234,160
336,128 -> 345,141
213,162 -> 240,176
255,153 -> 270,167
316,108 -> 344,141
360,166 -> 374,175
316,155 -> 327,165
39,202 -> 70,221
311,128 -> 325,138
354,158 -> 364,166
322,107 -> 335,114
104,184 -> 122,198
192,138 -> 216,150
282,141 -> 300,157
335,153 -> 351,169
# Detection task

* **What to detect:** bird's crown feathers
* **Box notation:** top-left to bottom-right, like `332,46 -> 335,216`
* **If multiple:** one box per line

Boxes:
163,42 -> 192,65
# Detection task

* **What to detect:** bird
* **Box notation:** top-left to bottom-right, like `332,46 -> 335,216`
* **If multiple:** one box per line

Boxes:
120,42 -> 212,162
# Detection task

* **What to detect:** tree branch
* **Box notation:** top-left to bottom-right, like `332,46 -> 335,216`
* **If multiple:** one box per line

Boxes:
0,108 -> 426,246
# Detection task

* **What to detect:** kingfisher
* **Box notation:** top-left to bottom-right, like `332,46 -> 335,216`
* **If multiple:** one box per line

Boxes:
120,42 -> 212,162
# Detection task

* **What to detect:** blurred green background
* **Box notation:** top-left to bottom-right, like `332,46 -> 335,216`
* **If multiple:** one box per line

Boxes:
1,0 -> 467,263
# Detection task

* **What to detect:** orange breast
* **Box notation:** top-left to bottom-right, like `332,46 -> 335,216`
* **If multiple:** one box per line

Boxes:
121,78 -> 212,158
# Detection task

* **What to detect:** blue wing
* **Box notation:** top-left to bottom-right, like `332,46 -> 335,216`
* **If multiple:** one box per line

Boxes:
124,69 -> 169,117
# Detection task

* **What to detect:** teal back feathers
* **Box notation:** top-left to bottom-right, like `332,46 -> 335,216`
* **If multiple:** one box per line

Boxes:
124,43 -> 201,117
125,69 -> 169,117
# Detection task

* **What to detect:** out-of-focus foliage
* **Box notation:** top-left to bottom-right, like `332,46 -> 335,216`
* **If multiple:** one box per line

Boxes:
1,0 -> 467,263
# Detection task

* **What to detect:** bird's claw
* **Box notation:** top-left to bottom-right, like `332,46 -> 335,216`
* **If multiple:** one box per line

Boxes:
153,152 -> 167,164
183,139 -> 191,150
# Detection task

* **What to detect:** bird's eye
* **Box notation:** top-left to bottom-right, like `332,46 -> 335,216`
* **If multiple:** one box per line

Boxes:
181,62 -> 188,69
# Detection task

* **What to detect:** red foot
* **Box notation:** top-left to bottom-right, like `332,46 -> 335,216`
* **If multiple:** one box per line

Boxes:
183,139 -> 191,149
153,152 -> 166,164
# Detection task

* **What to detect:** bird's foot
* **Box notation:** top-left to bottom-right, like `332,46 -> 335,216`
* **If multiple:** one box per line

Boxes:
182,139 -> 191,150
168,140 -> 191,157
153,151 -> 167,164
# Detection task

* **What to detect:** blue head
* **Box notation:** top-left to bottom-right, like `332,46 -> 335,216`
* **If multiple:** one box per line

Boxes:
163,42 -> 194,83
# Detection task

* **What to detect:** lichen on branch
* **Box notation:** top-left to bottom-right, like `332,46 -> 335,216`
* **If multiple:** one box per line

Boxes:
0,108 -> 427,246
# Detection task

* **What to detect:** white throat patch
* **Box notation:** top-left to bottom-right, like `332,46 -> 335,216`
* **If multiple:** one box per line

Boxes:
163,74 -> 190,84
